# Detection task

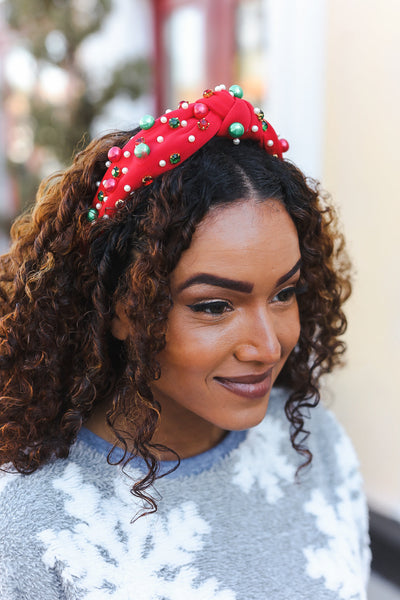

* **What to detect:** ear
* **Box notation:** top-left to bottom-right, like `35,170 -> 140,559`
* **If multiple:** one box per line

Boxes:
111,301 -> 131,341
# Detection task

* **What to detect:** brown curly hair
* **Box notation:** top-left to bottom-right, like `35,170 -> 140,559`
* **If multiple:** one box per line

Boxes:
0,131 -> 351,514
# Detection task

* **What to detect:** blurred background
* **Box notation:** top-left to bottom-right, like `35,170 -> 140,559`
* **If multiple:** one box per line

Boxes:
0,0 -> 399,597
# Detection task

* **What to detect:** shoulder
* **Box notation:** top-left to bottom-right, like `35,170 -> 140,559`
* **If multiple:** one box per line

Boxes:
0,440 -> 119,598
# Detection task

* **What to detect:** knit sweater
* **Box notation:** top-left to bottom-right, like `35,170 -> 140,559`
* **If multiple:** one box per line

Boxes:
0,388 -> 370,600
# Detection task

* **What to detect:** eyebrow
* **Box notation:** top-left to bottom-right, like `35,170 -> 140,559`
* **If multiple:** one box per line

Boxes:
276,258 -> 302,286
176,258 -> 302,294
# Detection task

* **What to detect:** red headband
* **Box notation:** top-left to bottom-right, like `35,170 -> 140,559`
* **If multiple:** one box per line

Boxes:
88,84 -> 289,222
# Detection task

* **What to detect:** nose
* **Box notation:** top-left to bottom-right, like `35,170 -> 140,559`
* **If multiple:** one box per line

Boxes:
233,307 -> 282,365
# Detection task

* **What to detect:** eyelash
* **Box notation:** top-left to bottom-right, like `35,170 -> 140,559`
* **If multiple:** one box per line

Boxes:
188,284 -> 306,316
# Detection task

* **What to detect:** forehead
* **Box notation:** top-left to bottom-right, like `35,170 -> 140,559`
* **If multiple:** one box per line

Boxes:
171,199 -> 300,285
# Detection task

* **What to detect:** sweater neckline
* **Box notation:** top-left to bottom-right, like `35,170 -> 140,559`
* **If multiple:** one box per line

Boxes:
77,426 -> 247,478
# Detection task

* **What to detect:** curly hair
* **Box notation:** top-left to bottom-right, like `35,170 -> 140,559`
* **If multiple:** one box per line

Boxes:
0,132 -> 351,514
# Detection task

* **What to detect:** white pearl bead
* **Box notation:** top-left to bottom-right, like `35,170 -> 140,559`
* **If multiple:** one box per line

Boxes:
181,120 -> 187,127
122,168 -> 128,174
219,84 -> 226,90
267,140 -> 274,147
103,214 -> 109,219
124,151 -> 131,158
160,116 -> 167,123
96,203 -> 102,210
165,109 -> 172,113
251,125 -> 259,132
157,136 -> 164,143
103,196 -> 108,201
105,161 -> 111,167
124,185 -> 131,192
233,138 -> 240,145
215,85 -> 221,92
254,107 -> 261,114
188,135 -> 195,143
159,160 -> 166,167
181,102 -> 189,109
96,181 -> 100,187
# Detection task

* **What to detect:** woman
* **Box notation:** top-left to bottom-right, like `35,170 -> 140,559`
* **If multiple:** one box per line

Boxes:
0,85 -> 369,599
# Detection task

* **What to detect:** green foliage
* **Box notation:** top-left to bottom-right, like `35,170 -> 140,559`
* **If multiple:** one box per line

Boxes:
4,0 -> 150,211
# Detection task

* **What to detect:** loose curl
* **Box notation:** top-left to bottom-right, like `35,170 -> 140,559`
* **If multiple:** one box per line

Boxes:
0,133 -> 351,515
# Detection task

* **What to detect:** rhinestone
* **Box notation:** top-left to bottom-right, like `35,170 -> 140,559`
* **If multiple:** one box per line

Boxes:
115,199 -> 125,209
87,208 -> 98,222
142,175 -> 153,186
169,117 -> 180,128
197,118 -> 210,131
169,153 -> 181,165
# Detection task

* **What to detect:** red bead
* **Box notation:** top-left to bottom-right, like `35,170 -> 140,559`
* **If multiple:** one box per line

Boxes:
203,89 -> 214,98
103,178 -> 117,191
193,102 -> 209,118
107,146 -> 122,161
280,139 -> 289,153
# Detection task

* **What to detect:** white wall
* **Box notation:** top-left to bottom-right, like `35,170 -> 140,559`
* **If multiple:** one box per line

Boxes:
265,0 -> 400,519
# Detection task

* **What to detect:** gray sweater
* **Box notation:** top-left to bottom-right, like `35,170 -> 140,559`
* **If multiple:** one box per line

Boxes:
0,388 -> 370,599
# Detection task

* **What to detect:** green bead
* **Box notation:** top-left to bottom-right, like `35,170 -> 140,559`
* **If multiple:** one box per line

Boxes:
262,120 -> 268,131
228,122 -> 245,138
139,114 -> 155,130
229,84 -> 243,98
169,153 -> 181,165
134,142 -> 150,158
87,208 -> 98,222
169,117 -> 180,129
97,190 -> 104,201
111,166 -> 120,177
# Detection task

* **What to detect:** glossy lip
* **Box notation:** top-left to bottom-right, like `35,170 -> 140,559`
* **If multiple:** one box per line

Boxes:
214,370 -> 273,399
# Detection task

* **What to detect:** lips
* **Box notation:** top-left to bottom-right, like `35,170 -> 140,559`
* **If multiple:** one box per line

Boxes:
214,370 -> 272,399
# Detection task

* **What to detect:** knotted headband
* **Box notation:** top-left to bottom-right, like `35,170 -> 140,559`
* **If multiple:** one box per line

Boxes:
89,84 -> 289,221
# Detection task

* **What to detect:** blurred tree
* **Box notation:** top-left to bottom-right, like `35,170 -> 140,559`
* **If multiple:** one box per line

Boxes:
3,0 -> 151,212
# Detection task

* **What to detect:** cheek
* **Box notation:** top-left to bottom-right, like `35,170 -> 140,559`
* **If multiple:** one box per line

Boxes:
158,317 -> 226,376
279,306 -> 301,356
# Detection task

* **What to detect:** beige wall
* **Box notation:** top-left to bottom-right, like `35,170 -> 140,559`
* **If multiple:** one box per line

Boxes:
323,0 -> 400,517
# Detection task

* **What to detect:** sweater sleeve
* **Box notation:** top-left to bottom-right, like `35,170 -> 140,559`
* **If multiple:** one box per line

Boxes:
0,470 -> 66,600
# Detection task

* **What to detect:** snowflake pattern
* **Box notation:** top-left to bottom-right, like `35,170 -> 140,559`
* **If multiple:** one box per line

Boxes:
230,415 -> 296,503
303,424 -> 370,600
38,462 -> 236,600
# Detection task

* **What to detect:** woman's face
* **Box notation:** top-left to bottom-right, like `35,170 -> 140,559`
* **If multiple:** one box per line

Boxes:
149,198 -> 301,455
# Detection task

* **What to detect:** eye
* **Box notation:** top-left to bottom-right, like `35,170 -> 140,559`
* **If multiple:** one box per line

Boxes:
187,300 -> 233,315
271,286 -> 298,304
